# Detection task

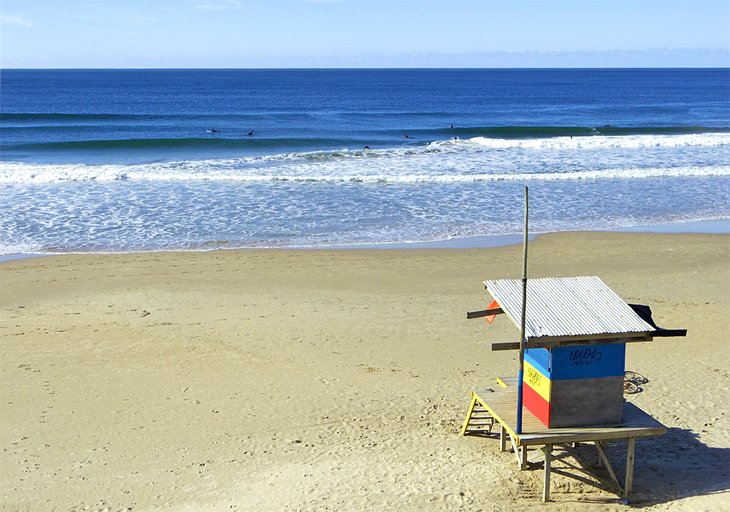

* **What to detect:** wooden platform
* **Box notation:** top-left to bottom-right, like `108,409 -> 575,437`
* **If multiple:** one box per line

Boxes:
461,383 -> 667,502
469,384 -> 666,446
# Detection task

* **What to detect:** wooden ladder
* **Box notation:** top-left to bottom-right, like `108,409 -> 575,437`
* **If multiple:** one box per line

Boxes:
460,392 -> 496,436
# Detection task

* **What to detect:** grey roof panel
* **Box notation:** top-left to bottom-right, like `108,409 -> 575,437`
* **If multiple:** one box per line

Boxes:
484,276 -> 654,340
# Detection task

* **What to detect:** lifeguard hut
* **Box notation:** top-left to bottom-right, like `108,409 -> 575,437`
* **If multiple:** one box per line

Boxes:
462,277 -> 687,501
459,187 -> 686,502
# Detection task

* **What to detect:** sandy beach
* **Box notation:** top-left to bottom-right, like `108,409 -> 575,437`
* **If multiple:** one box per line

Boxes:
2,231 -> 729,511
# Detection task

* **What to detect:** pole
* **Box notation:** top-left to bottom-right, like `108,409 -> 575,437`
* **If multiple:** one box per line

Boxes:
516,186 -> 529,435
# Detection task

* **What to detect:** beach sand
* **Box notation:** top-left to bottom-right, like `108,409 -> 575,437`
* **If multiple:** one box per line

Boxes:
2,232 -> 728,511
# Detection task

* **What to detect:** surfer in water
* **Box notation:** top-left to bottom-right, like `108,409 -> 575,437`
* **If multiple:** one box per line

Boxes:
208,128 -> 220,133
246,130 -> 254,136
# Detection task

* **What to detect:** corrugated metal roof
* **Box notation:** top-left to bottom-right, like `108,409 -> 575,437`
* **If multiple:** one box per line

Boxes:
484,276 -> 654,340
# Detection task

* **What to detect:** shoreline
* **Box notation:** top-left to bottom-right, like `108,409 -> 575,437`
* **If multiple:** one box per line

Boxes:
2,217 -> 728,264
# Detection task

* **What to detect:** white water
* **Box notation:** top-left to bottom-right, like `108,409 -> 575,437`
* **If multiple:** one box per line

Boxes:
2,133 -> 729,254
2,133 -> 729,184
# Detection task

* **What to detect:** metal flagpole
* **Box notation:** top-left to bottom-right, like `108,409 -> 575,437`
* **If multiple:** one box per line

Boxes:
516,186 -> 529,435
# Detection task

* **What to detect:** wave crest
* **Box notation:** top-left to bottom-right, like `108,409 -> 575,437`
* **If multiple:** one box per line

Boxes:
2,160 -> 728,184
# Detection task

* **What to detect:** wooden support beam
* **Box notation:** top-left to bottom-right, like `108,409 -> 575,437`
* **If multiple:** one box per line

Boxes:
625,438 -> 636,497
500,424 -> 507,452
491,342 -> 522,351
509,435 -> 528,470
653,329 -> 687,337
543,444 -> 553,502
492,341 -> 520,352
530,332 -> 652,344
595,441 -> 622,491
466,307 -> 504,319
491,335 -> 654,351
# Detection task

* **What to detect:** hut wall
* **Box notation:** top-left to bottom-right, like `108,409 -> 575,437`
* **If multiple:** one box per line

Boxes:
523,344 -> 626,428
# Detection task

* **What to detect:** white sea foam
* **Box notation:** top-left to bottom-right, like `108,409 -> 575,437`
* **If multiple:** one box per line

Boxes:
0,133 -> 730,184
2,132 -> 729,184
456,132 -> 730,150
3,131 -> 729,255
2,159 -> 729,184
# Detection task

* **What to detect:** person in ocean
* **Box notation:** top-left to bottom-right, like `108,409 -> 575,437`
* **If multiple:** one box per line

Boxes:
246,130 -> 254,136
208,128 -> 220,133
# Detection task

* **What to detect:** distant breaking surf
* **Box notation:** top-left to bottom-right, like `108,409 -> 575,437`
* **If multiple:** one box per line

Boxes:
2,132 -> 730,184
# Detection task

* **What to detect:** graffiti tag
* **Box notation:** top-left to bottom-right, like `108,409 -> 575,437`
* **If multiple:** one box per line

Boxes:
568,347 -> 603,366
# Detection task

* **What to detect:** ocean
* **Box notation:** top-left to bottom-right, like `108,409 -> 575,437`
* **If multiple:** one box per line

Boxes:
1,68 -> 729,254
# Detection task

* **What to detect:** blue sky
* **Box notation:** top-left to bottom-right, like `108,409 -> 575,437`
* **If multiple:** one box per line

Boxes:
1,0 -> 729,68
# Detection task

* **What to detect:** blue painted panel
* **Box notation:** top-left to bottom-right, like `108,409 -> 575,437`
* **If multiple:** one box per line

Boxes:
550,343 -> 626,380
524,348 -> 551,378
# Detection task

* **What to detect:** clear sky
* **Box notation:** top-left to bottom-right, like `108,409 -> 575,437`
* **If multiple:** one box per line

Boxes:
1,0 -> 729,68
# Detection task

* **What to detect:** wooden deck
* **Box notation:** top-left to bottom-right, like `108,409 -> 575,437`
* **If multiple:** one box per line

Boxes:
470,385 -> 667,446
461,383 -> 668,502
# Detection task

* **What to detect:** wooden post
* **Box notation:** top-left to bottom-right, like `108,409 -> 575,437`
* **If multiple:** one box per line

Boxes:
625,437 -> 636,497
499,424 -> 507,452
521,445 -> 528,470
516,186 -> 529,435
543,443 -> 553,502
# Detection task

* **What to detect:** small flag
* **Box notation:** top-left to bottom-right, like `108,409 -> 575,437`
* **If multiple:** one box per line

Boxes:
486,299 -> 500,324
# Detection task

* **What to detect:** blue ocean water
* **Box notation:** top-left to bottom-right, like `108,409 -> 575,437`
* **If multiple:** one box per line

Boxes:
1,68 -> 729,254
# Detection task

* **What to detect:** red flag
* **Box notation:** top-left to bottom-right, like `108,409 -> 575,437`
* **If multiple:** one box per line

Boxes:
486,299 -> 500,324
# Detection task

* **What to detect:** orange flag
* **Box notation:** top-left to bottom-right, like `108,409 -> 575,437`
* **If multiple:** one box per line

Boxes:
486,299 -> 500,324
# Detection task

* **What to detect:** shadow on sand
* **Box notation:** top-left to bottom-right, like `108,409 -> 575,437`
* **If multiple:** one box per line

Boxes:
466,426 -> 728,506
551,427 -> 727,506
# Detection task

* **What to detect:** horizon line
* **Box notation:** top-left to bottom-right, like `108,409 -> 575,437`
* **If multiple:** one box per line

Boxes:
3,65 -> 730,71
